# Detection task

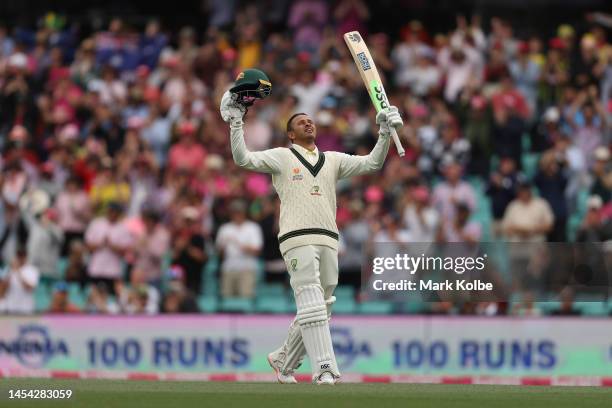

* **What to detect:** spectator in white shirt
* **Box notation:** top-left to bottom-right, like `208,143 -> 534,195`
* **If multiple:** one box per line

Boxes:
216,200 -> 263,299
0,248 -> 40,314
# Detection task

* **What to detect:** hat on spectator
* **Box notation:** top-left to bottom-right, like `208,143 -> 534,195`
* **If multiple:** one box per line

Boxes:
44,207 -> 59,222
549,37 -> 565,50
412,185 -> 430,203
410,104 -> 429,118
19,189 -> 50,215
517,41 -> 529,54
365,185 -> 384,203
178,121 -> 196,135
9,125 -> 28,142
316,110 -> 333,126
205,154 -> 224,170
41,161 -> 54,174
587,195 -> 603,210
181,206 -> 199,220
127,116 -> 145,130
87,79 -> 105,93
167,265 -> 185,281
594,146 -> 610,161
8,53 -> 28,70
59,124 -> 79,142
557,24 -> 575,39
54,281 -> 69,293
543,107 -> 560,123
581,34 -> 596,49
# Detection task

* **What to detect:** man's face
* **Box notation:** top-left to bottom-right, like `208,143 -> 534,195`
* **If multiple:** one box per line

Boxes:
288,114 -> 317,144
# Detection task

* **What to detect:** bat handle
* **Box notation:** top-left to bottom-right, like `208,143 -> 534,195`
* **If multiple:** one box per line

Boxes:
390,127 -> 405,157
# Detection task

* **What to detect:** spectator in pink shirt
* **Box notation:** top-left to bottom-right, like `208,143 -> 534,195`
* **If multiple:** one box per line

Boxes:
168,121 -> 206,174
432,161 -> 477,222
84,202 -> 132,294
131,209 -> 169,288
55,176 -> 92,255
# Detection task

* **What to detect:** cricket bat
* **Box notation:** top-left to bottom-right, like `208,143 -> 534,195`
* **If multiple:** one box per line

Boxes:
343,31 -> 405,156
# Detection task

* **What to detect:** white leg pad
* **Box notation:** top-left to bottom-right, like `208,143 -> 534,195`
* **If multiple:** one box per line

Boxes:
295,284 -> 340,379
280,295 -> 335,374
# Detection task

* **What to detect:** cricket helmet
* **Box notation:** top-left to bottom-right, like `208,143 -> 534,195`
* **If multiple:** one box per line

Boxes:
230,68 -> 272,107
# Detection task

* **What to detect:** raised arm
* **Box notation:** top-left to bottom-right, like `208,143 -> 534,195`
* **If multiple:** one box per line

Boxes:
336,106 -> 402,179
221,91 -> 282,174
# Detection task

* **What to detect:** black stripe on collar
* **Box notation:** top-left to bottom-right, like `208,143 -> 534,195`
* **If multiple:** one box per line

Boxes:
290,147 -> 325,177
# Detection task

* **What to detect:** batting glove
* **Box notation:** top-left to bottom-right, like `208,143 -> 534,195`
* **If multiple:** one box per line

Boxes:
376,106 -> 403,137
220,90 -> 247,126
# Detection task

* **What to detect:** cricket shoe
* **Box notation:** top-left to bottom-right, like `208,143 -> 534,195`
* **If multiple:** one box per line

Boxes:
268,351 -> 297,384
313,372 -> 336,385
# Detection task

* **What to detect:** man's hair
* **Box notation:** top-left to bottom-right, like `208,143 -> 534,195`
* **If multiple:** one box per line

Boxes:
286,112 -> 308,133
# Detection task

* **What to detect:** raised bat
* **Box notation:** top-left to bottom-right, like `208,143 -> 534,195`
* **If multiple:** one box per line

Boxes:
344,31 -> 405,156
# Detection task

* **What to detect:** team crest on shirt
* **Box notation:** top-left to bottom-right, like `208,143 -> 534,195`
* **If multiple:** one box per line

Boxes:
310,185 -> 322,196
292,168 -> 303,181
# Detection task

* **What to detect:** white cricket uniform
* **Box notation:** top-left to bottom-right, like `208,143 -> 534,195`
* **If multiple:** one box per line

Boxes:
229,117 -> 390,380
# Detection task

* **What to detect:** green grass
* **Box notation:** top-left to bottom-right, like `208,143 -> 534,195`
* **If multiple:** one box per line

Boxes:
1,379 -> 611,408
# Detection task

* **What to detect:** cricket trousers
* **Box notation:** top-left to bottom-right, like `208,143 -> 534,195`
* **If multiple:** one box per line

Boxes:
275,244 -> 340,380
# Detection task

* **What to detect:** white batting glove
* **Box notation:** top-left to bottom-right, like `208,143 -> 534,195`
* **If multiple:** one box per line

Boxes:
376,106 -> 403,136
220,90 -> 246,125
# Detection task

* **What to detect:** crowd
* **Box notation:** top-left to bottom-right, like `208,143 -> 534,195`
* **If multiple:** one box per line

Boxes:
0,1 -> 611,315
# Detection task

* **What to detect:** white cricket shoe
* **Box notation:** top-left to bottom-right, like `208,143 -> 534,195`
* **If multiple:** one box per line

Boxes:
268,352 -> 297,384
314,372 -> 336,385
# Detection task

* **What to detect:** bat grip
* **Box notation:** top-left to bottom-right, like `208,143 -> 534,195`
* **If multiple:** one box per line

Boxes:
390,127 -> 405,157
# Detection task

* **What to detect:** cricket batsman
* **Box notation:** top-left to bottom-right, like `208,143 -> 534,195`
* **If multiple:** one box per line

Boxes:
219,69 -> 403,384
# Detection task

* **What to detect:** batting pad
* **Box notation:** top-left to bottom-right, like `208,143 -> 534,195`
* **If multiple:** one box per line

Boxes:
280,318 -> 306,374
295,285 -> 340,378
281,294 -> 337,374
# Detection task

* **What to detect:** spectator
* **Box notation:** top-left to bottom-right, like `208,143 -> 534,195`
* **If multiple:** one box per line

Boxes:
590,146 -> 611,203
168,121 -> 207,175
216,199 -> 263,299
89,159 -> 130,215
256,195 -> 286,285
486,157 -> 521,235
492,100 -> 526,167
47,281 -> 81,313
288,0 -> 329,55
64,240 -> 87,288
171,207 -> 207,294
565,91 -> 607,163
550,288 -> 581,316
84,202 -> 132,294
55,176 -> 91,256
502,181 -> 554,242
85,282 -> 120,314
438,202 -> 481,243
432,162 -> 477,222
534,151 -> 569,241
25,207 -> 64,281
117,270 -> 160,315
509,42 -> 540,113
132,209 -> 169,288
458,90 -> 493,177
402,185 -> 439,242
576,196 -> 612,242
0,248 -> 39,314
161,265 -> 199,313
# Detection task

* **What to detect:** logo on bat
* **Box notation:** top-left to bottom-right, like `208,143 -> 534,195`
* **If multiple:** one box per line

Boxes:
348,33 -> 361,43
356,52 -> 371,71
374,85 -> 389,110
